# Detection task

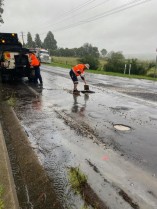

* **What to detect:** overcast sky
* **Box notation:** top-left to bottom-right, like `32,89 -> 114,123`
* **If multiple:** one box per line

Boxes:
0,0 -> 157,55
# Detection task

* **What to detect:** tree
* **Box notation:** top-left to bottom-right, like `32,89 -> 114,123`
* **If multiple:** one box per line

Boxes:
35,33 -> 42,48
43,31 -> 57,53
26,32 -> 35,48
105,51 -> 125,73
78,55 -> 100,70
79,43 -> 100,58
101,49 -> 107,57
0,0 -> 4,24
128,59 -> 147,75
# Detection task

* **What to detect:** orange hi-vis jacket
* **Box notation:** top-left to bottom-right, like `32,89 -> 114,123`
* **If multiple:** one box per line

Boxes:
72,64 -> 86,76
29,53 -> 40,67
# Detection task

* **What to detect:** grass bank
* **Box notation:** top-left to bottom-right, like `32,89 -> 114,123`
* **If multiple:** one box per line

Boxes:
0,185 -> 4,209
49,56 -> 157,81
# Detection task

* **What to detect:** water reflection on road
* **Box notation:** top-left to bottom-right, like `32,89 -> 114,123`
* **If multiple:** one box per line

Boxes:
71,94 -> 89,117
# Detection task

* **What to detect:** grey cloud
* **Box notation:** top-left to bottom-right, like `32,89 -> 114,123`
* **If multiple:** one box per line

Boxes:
1,0 -> 157,55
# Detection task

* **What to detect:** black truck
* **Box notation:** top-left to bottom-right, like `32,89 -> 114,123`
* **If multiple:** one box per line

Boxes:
0,33 -> 32,82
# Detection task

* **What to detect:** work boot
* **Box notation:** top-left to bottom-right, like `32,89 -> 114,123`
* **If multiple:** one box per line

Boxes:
73,89 -> 80,94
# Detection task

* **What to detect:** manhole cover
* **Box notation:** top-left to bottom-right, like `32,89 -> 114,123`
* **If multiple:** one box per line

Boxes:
114,124 -> 131,131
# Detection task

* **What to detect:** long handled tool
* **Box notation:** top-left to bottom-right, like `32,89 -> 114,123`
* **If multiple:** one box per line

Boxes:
81,84 -> 95,93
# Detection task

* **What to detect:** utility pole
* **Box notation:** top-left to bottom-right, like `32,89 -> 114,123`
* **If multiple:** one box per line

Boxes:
128,64 -> 131,76
124,64 -> 127,74
154,48 -> 157,78
21,31 -> 25,46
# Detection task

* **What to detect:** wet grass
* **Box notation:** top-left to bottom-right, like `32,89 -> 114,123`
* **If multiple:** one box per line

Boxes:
68,167 -> 109,209
80,206 -> 90,209
68,167 -> 87,195
7,95 -> 16,107
0,185 -> 4,209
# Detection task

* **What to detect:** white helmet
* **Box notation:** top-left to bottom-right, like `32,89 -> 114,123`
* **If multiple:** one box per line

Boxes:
85,64 -> 90,69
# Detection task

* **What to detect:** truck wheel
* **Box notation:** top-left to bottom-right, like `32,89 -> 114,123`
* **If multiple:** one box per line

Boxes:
28,76 -> 33,83
1,74 -> 6,83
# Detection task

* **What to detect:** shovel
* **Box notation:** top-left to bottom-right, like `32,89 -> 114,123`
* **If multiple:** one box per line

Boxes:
81,84 -> 95,93
84,84 -> 89,91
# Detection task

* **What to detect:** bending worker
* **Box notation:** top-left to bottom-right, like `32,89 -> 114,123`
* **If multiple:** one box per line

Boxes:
69,63 -> 90,93
29,53 -> 43,85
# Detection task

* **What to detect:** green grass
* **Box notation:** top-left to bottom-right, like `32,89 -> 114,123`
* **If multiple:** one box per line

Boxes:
68,167 -> 87,195
49,57 -> 157,81
46,56 -> 157,81
80,206 -> 90,209
0,185 -> 4,209
87,69 -> 157,80
52,56 -> 79,67
7,96 -> 16,107
50,61 -> 72,69
146,67 -> 157,77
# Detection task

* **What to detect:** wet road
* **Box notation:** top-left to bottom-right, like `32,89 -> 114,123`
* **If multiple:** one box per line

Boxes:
40,65 -> 157,172
10,65 -> 157,208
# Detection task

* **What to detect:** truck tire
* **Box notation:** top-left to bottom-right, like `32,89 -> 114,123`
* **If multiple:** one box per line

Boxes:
1,75 -> 6,83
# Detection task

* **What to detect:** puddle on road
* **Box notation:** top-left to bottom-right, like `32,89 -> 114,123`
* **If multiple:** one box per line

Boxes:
113,124 -> 131,131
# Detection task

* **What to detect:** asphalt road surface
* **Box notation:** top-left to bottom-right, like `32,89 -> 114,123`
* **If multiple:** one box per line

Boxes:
10,65 -> 157,208
40,65 -> 157,173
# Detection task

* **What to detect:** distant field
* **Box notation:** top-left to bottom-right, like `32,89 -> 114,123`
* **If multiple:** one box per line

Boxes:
52,56 -> 79,67
52,56 -> 107,69
49,56 -> 157,81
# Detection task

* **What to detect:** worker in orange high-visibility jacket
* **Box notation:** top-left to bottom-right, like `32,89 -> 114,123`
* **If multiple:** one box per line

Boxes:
29,53 -> 43,85
69,63 -> 90,93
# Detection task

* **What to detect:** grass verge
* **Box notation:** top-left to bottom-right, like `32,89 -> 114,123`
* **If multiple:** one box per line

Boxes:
0,185 -> 4,209
68,167 -> 109,209
68,167 -> 87,195
6,94 -> 16,107
46,61 -> 157,81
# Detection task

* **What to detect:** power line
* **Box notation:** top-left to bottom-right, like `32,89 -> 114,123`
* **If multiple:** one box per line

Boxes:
27,0 -> 152,39
29,0 -> 97,33
40,0 -> 111,32
84,0 -> 149,22
60,0 -> 97,16
51,0 -> 152,33
37,0 -> 115,36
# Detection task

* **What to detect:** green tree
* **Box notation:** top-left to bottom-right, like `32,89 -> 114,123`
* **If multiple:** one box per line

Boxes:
35,33 -> 42,48
78,55 -> 100,70
43,31 -> 57,53
26,32 -> 35,48
128,59 -> 147,75
105,51 -> 125,73
0,0 -> 4,24
79,43 -> 100,58
101,49 -> 107,57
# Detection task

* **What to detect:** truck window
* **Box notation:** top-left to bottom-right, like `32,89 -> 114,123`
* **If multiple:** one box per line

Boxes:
40,50 -> 49,55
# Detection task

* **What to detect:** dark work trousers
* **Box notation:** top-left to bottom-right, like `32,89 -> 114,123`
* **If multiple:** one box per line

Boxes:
69,69 -> 78,84
34,66 -> 43,84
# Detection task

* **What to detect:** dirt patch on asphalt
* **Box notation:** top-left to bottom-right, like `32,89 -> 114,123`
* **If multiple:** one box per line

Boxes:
119,190 -> 139,209
86,159 -> 140,209
82,183 -> 109,209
